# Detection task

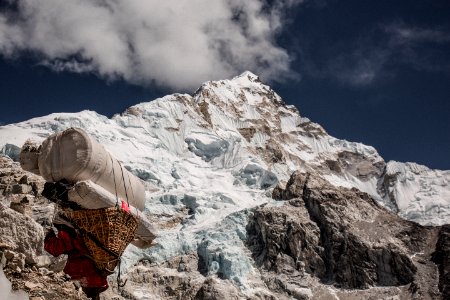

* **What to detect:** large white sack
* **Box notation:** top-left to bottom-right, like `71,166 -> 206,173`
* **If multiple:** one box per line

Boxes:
68,180 -> 156,244
38,127 -> 145,211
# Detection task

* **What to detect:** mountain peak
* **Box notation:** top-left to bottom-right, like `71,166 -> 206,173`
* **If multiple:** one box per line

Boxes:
193,71 -> 282,108
232,71 -> 260,82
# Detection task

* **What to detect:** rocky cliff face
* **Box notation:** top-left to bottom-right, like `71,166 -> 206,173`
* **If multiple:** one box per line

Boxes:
0,72 -> 449,299
432,224 -> 450,299
248,171 -> 443,299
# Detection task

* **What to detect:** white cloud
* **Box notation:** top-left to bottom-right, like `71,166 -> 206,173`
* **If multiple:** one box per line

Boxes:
0,0 -> 302,90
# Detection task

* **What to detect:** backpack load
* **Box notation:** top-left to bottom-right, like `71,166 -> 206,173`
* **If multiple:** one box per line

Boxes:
21,127 -> 146,211
68,180 -> 156,245
63,207 -> 138,274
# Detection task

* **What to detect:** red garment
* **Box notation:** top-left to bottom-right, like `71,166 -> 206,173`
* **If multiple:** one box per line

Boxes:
44,229 -> 108,289
121,199 -> 130,213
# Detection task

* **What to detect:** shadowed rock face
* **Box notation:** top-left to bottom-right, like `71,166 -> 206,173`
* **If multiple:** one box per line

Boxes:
248,171 -> 442,297
433,224 -> 450,299
271,171 -> 307,201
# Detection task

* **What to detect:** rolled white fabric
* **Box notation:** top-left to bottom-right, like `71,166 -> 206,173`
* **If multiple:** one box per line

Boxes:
37,127 -> 145,211
68,180 -> 156,245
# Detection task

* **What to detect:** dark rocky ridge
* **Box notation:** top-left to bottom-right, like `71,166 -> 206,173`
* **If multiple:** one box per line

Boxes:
248,171 -> 443,299
432,224 -> 450,298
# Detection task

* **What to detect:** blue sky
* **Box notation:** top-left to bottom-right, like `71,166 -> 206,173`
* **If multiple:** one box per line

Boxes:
0,0 -> 449,169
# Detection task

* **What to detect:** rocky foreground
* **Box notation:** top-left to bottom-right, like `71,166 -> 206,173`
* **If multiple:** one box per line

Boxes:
1,154 -> 449,299
0,156 -> 90,300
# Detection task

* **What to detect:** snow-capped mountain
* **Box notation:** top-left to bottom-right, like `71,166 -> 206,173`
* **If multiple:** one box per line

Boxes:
0,71 -> 449,299
1,71 -> 448,226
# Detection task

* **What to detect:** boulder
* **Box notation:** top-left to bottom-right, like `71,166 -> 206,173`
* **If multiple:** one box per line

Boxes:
0,203 -> 44,264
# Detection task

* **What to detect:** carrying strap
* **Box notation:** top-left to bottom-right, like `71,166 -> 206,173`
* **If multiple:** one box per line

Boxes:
110,156 -> 120,208
109,154 -> 131,208
119,162 -> 130,207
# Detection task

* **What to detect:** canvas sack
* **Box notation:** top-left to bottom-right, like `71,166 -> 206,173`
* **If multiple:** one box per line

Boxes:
38,127 -> 145,211
68,180 -> 156,245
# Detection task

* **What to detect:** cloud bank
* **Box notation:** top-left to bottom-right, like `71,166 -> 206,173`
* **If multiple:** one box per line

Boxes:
0,0 -> 302,90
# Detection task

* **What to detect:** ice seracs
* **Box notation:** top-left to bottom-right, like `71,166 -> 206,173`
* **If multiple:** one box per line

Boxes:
380,160 -> 450,225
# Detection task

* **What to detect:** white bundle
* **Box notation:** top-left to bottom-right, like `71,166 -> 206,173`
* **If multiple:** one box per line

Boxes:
68,180 -> 156,247
21,127 -> 146,211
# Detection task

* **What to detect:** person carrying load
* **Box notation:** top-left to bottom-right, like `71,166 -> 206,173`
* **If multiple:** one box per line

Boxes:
44,223 -> 108,300
20,128 -> 157,300
43,195 -> 138,300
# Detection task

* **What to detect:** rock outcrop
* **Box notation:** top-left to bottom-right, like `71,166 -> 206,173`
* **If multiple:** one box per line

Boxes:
433,224 -> 450,299
104,253 -> 246,300
0,156 -> 86,300
0,203 -> 44,265
248,171 -> 442,299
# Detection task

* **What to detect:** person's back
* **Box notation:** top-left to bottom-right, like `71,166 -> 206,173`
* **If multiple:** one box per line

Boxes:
44,225 -> 108,299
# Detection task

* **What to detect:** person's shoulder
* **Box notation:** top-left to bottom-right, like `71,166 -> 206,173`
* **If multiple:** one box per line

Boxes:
58,227 -> 77,241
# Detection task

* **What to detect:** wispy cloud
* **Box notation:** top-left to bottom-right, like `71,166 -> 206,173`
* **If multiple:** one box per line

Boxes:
302,21 -> 450,87
327,45 -> 390,86
383,22 -> 450,73
0,0 -> 303,90
384,22 -> 450,45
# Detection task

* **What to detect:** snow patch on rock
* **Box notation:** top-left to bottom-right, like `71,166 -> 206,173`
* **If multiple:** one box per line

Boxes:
0,268 -> 29,300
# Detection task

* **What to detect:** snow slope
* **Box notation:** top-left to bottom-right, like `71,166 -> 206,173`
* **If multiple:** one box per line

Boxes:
381,161 -> 450,225
0,72 -> 449,293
